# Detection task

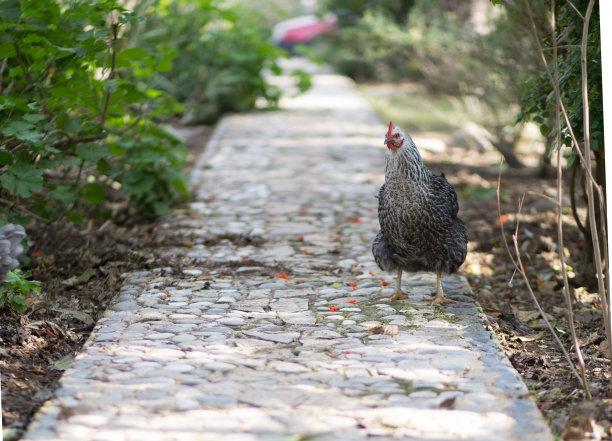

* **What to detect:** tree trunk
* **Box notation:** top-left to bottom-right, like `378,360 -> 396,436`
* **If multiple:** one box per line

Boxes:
576,151 -> 607,288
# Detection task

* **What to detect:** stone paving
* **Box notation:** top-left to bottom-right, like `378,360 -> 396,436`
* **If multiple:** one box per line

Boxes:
23,61 -> 554,441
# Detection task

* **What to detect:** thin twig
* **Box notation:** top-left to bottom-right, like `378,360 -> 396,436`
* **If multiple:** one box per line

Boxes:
497,156 -> 586,392
579,0 -> 611,364
42,129 -> 73,142
0,198 -> 48,223
524,190 -> 560,206
563,0 -> 584,20
99,23 -> 118,127
511,233 -> 585,388
542,44 -> 581,50
0,58 -> 7,94
551,0 -> 591,396
50,134 -> 102,148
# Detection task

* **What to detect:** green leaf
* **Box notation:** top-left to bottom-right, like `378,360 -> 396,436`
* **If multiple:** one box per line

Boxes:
23,114 -> 47,123
9,294 -> 28,313
49,185 -> 78,204
172,179 -> 189,196
103,79 -> 119,94
157,124 -> 185,144
115,47 -> 151,67
66,211 -> 84,223
0,0 -> 20,22
0,43 -> 17,59
75,144 -> 110,163
83,183 -> 106,206
0,162 -> 43,198
0,151 -> 13,166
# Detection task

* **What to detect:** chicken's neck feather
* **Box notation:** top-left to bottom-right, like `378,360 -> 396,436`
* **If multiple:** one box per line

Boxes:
384,139 -> 429,182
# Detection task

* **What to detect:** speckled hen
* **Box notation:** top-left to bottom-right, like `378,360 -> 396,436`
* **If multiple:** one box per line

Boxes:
372,122 -> 468,304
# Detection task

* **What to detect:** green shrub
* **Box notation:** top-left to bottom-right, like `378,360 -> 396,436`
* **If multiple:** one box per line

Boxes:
0,0 -> 187,222
131,0 -> 289,124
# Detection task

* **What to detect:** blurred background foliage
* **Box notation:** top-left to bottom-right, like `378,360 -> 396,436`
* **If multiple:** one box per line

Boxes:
128,0 -> 291,124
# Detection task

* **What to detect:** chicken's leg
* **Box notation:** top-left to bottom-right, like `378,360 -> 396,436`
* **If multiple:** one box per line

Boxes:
379,268 -> 407,301
426,272 -> 455,305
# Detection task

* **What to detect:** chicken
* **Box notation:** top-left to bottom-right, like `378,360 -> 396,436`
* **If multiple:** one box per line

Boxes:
372,122 -> 468,304
0,224 -> 25,284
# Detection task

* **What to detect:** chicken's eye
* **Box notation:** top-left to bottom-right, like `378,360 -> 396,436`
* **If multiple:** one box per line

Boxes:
394,134 -> 400,139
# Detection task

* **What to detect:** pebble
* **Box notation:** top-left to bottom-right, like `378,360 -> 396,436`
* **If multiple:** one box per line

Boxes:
22,59 -> 553,441
216,317 -> 246,326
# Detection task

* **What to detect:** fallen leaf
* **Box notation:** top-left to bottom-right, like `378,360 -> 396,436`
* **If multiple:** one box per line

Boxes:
346,300 -> 357,304
368,324 -> 399,336
511,305 -> 540,322
346,217 -> 362,223
439,397 -> 456,409
380,280 -> 390,286
275,273 -> 294,279
53,354 -> 75,371
52,308 -> 94,326
511,331 -> 545,342
329,306 -> 339,312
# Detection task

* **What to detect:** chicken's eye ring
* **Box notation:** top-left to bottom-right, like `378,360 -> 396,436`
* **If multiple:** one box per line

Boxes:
394,134 -> 400,139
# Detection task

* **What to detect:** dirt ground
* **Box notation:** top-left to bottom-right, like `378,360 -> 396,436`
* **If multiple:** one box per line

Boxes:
1,124 -> 610,440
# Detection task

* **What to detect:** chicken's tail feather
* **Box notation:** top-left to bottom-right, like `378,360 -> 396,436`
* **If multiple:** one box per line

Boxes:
372,231 -> 398,272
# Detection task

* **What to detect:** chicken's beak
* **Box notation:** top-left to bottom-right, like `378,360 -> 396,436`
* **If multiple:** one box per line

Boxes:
384,138 -> 396,150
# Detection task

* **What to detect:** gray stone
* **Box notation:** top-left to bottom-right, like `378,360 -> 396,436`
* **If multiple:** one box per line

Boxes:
216,317 -> 246,326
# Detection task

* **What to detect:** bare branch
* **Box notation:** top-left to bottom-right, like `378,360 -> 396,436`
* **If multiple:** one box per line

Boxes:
0,58 -> 7,94
99,23 -> 118,127
563,0 -> 584,20
551,0 -> 591,397
0,198 -> 49,223
579,0 -> 610,365
511,233 -> 587,390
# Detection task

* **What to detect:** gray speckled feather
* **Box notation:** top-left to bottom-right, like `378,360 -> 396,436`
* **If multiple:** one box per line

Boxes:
372,126 -> 467,276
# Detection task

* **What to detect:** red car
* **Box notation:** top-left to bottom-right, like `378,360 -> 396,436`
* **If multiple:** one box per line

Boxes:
272,14 -> 337,49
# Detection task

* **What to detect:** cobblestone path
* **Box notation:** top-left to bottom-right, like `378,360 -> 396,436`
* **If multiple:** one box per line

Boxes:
23,63 -> 554,441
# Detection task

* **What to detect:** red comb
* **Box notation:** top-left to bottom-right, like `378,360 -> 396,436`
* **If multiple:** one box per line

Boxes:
386,121 -> 394,137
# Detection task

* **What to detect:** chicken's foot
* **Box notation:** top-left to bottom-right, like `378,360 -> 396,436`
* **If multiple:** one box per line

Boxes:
379,268 -> 407,301
425,272 -> 455,305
